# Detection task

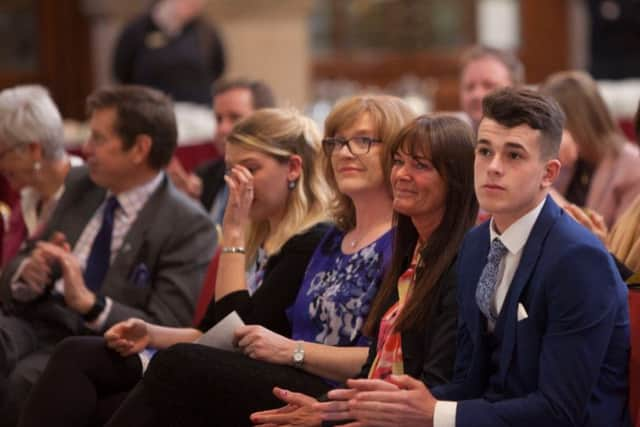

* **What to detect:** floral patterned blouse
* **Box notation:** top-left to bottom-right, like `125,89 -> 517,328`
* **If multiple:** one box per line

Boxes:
287,226 -> 393,347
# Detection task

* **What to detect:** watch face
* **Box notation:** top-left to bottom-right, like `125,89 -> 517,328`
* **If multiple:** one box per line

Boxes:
293,352 -> 304,362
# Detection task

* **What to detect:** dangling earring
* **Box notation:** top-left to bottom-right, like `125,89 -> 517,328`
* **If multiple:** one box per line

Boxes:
33,161 -> 41,172
287,179 -> 297,191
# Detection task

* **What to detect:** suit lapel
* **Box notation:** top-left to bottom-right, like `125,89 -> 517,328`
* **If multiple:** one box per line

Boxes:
466,224 -> 491,345
46,180 -> 106,247
497,196 -> 561,385
101,176 -> 170,293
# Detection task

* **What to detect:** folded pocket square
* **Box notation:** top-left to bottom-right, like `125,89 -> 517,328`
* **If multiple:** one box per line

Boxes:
129,263 -> 151,288
517,303 -> 528,321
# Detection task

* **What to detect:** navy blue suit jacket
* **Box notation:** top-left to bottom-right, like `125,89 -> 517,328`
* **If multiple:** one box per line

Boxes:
432,197 -> 630,426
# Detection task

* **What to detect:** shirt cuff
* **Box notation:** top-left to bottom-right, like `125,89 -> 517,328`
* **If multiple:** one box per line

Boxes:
434,400 -> 457,427
10,259 -> 39,302
85,297 -> 113,331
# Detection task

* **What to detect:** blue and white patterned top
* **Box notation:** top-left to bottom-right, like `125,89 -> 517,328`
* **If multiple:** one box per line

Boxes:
287,226 -> 393,347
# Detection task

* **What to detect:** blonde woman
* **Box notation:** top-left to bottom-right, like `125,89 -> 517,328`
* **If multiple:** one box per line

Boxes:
541,70 -> 640,226
20,108 -> 331,427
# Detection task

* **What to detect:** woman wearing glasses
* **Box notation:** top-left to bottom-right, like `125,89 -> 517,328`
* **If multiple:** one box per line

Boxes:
20,96 -> 414,426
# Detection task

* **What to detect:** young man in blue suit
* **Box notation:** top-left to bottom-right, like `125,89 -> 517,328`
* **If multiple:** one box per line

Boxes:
323,87 -> 630,426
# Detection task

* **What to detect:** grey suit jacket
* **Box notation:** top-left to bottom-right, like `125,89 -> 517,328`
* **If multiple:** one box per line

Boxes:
0,166 -> 217,334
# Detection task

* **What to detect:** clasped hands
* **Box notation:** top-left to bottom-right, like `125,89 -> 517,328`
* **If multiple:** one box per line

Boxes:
20,232 -> 96,314
251,375 -> 437,427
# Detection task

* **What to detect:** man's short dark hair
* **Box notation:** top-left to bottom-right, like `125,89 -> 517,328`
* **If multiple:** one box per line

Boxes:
86,85 -> 176,170
460,45 -> 525,85
482,87 -> 565,159
212,78 -> 276,110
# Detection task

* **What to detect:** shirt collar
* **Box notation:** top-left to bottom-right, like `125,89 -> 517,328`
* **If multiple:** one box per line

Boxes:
109,172 -> 164,218
489,197 -> 546,255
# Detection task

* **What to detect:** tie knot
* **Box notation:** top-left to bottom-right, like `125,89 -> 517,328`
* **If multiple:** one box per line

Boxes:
488,238 -> 508,261
104,196 -> 120,214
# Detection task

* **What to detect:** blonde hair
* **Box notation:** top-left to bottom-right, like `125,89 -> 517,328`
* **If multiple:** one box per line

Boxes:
322,94 -> 416,230
540,70 -> 624,164
227,108 -> 331,265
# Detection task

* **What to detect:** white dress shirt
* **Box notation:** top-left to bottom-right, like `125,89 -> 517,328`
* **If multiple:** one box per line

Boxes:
434,197 -> 546,427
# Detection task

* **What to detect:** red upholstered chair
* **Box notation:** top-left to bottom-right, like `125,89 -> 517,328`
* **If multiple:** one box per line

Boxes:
627,290 -> 640,426
192,248 -> 221,327
174,142 -> 218,172
619,119 -> 637,143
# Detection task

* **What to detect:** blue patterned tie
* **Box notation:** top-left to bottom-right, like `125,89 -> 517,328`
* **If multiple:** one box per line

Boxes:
475,238 -> 508,322
84,196 -> 119,292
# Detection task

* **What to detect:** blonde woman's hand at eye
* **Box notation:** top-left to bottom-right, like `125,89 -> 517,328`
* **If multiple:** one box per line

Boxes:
222,165 -> 254,245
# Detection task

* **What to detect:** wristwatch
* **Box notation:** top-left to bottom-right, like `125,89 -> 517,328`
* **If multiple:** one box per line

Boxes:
82,294 -> 106,322
292,341 -> 305,368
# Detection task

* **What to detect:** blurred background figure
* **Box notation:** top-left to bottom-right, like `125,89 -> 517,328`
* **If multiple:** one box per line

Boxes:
458,45 -> 525,130
560,98 -> 640,281
0,85 -> 82,268
113,0 -> 225,105
541,70 -> 640,227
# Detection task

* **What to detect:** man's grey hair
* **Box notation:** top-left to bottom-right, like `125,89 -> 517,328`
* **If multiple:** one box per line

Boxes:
0,84 -> 66,160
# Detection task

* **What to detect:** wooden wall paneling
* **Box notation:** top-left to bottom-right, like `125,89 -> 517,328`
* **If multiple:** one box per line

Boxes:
519,0 -> 570,83
38,0 -> 94,119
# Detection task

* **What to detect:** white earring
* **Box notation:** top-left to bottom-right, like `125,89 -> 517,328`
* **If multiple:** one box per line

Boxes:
33,161 -> 41,172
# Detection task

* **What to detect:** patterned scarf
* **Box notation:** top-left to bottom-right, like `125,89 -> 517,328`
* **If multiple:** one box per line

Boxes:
368,246 -> 421,379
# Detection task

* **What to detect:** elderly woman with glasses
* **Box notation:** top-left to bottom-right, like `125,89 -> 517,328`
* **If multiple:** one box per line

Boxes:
0,85 -> 83,267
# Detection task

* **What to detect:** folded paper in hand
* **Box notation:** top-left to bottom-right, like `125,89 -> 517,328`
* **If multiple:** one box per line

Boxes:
195,311 -> 245,351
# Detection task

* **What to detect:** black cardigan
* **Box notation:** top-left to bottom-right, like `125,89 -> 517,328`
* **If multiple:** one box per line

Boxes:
198,223 -> 331,336
356,260 -> 458,387
321,259 -> 458,427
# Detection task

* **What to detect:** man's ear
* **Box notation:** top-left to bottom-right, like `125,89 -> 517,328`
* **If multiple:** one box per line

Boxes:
131,134 -> 152,165
287,154 -> 303,182
541,158 -> 561,189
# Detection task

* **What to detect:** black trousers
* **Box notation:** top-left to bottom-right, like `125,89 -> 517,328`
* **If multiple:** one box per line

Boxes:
18,336 -> 142,427
106,343 -> 333,427
0,308 -> 75,427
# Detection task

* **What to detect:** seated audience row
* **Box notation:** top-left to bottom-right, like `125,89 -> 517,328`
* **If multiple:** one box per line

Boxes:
0,51 -> 635,427
19,94 -> 414,426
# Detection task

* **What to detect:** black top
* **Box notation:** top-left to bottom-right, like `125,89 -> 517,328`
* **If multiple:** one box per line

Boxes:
113,14 -> 225,105
198,223 -> 331,336
356,260 -> 458,386
564,158 -> 595,208
194,159 -> 226,211
321,259 -> 458,427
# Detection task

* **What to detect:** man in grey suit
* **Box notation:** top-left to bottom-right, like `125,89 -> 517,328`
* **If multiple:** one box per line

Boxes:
0,85 -> 216,425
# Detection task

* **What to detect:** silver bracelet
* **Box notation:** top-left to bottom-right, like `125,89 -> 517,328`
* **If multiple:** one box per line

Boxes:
221,246 -> 246,254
